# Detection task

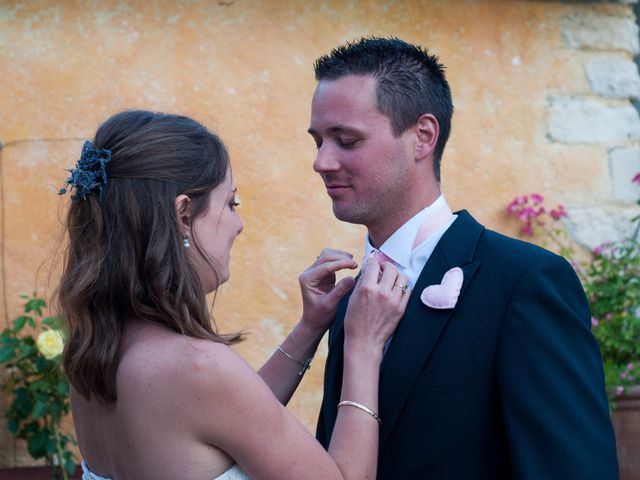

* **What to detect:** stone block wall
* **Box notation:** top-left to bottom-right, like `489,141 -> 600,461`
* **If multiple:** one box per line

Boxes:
551,2 -> 640,247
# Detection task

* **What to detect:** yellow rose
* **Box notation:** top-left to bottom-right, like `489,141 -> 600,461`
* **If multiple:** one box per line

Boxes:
36,330 -> 64,360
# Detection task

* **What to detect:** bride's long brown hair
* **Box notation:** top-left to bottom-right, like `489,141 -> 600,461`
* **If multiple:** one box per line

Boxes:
57,110 -> 241,404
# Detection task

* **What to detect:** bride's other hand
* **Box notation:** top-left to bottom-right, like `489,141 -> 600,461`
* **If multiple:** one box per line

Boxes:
344,256 -> 410,355
299,248 -> 358,332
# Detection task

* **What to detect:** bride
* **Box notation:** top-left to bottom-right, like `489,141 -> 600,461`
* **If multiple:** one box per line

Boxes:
57,110 -> 410,480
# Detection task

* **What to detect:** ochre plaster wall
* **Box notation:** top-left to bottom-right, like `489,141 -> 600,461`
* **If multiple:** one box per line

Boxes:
0,0 -> 636,468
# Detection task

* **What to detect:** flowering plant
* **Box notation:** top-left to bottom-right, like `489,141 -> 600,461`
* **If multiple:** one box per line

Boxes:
585,240 -> 640,399
507,182 -> 640,408
0,294 -> 77,479
506,193 -> 572,258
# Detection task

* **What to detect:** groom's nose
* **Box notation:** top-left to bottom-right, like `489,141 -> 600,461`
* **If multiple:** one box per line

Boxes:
313,144 -> 341,174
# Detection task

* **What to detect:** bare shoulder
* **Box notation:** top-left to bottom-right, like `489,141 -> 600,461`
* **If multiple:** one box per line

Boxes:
117,322 -> 255,397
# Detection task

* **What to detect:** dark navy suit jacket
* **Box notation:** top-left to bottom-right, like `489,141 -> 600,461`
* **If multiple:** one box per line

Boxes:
316,211 -> 618,479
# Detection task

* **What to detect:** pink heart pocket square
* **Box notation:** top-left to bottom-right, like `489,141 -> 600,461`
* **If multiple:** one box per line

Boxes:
420,267 -> 463,309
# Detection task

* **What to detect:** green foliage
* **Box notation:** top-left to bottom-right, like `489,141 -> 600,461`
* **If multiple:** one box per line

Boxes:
0,294 -> 77,479
584,239 -> 640,404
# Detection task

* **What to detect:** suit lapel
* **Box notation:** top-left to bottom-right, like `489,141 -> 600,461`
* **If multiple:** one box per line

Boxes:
378,210 -> 484,446
320,287 -> 351,438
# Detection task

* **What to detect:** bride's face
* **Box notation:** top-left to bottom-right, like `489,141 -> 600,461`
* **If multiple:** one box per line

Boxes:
190,168 -> 243,292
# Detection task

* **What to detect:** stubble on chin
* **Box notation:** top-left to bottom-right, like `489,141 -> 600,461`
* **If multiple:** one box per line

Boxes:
332,201 -> 373,226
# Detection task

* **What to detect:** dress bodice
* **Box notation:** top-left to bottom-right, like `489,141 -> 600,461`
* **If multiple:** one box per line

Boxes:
81,461 -> 250,480
214,465 -> 250,480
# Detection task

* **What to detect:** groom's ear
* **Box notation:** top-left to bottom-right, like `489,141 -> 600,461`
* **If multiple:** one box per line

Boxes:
175,194 -> 192,235
414,113 -> 439,162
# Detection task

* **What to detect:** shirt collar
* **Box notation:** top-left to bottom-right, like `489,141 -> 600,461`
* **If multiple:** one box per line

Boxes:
365,195 -> 447,268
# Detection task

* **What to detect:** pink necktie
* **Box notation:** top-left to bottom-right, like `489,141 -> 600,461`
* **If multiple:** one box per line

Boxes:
412,203 -> 454,249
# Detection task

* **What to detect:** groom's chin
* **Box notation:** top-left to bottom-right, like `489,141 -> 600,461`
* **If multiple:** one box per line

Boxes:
332,204 -> 365,226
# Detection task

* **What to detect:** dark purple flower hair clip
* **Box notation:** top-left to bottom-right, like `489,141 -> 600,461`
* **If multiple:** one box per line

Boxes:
59,140 -> 112,202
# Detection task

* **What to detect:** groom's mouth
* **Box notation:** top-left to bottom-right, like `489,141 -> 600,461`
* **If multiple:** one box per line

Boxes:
325,184 -> 351,197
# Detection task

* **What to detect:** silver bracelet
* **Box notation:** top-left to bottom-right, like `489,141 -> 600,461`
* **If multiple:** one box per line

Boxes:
276,346 -> 312,376
337,400 -> 382,424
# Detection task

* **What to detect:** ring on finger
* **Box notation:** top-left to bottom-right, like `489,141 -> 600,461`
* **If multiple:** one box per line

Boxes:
393,282 -> 409,294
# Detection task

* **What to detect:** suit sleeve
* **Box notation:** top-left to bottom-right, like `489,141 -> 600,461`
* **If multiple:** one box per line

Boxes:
496,253 -> 618,479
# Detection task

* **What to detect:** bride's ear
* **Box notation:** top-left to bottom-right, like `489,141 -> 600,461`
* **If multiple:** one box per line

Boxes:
175,194 -> 192,236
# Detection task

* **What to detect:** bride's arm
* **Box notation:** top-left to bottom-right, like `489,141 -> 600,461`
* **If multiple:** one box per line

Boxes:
192,257 -> 408,479
257,250 -> 357,404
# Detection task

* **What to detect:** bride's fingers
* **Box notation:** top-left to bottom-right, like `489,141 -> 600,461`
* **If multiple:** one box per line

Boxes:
315,248 -> 354,262
378,262 -> 399,290
358,255 -> 381,287
302,257 -> 358,283
325,276 -> 357,303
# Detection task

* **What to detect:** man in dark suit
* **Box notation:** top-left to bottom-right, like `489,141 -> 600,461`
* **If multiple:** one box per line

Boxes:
309,37 -> 618,479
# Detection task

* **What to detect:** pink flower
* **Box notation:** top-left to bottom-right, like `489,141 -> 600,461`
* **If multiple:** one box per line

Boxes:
628,362 -> 635,370
615,386 -> 625,396
633,173 -> 640,185
605,313 -> 613,321
531,193 -> 544,204
518,208 -> 531,221
591,317 -> 600,327
521,221 -> 534,236
507,195 -> 529,216
550,205 -> 568,220
592,244 -> 604,256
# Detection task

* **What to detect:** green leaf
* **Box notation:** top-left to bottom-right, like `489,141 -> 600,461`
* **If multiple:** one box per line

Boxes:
27,430 -> 48,458
56,381 -> 69,397
12,315 -> 29,332
0,346 -> 15,362
65,458 -> 77,475
28,379 -> 51,394
46,437 -> 58,455
42,316 -> 59,328
13,387 -> 33,412
25,297 -> 46,315
7,417 -> 18,433
31,400 -> 48,419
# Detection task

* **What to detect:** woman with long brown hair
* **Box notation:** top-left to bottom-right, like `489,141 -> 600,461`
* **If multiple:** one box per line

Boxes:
57,110 -> 410,480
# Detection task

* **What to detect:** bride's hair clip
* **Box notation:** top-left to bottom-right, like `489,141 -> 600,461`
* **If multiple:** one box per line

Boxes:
59,140 -> 112,202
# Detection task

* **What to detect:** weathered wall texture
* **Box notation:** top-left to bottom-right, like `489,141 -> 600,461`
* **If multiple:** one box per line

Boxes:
1,0 -> 639,468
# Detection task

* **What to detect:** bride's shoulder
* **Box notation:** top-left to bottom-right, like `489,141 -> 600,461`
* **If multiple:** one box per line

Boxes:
118,322 -> 255,397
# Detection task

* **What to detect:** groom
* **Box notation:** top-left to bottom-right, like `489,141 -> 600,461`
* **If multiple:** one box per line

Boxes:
309,37 -> 618,479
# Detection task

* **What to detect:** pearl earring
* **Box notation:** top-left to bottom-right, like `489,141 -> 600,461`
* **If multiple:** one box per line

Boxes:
183,236 -> 190,248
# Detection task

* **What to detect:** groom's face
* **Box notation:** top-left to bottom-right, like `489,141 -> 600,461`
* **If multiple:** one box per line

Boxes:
308,74 -> 415,230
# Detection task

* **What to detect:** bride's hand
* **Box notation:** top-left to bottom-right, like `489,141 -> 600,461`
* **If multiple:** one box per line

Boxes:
343,255 -> 411,354
298,248 -> 358,333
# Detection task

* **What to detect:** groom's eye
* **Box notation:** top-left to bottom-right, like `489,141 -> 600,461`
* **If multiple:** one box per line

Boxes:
337,138 -> 358,149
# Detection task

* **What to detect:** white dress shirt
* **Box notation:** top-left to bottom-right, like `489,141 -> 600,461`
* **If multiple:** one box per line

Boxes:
365,195 -> 457,288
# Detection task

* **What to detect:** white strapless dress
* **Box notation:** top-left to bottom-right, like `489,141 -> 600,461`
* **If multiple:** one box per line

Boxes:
81,461 -> 250,479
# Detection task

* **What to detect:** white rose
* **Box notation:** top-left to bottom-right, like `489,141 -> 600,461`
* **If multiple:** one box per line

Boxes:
36,330 -> 64,360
